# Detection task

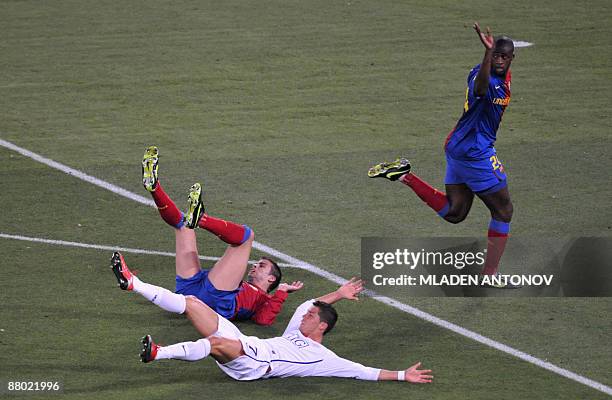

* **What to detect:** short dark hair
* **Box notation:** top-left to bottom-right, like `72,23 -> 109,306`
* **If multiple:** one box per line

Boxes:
494,35 -> 514,53
262,256 -> 281,293
313,301 -> 338,335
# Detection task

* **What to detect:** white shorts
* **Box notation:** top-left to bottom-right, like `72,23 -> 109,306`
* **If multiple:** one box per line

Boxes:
213,315 -> 271,381
212,314 -> 243,340
217,353 -> 270,381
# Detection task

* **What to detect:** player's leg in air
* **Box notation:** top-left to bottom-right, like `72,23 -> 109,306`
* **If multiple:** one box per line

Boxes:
369,157 -> 515,287
140,322 -> 243,364
141,146 -> 254,314
110,251 -> 243,364
367,158 -> 475,223
140,294 -> 244,365
182,181 -> 255,292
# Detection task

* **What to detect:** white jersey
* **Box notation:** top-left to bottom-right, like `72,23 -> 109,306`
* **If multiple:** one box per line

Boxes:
218,300 -> 381,381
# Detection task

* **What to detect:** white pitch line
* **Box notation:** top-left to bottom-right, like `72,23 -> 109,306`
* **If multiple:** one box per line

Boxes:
513,40 -> 534,48
1,137 -> 610,396
0,232 -> 299,268
0,138 -> 155,207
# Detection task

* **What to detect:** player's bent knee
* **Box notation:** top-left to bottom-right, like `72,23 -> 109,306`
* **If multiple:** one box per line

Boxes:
444,212 -> 468,224
447,216 -> 465,224
493,202 -> 514,223
497,210 -> 513,223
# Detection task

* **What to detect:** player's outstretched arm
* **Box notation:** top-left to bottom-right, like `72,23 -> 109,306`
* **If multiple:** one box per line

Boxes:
473,21 -> 494,97
377,362 -> 433,383
316,277 -> 364,305
277,281 -> 304,293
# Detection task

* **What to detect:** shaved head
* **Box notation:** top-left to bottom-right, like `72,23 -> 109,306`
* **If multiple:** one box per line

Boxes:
494,35 -> 514,54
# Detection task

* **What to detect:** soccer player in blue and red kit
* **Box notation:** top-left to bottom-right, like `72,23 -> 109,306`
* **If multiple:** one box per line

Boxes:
369,23 -> 516,287
111,146 -> 303,326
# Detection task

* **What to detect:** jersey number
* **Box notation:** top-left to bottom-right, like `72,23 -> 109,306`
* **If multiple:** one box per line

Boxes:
490,155 -> 504,172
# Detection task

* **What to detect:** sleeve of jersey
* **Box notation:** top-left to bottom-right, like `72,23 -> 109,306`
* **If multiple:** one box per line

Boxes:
283,299 -> 316,336
251,290 -> 289,326
318,355 -> 381,381
467,67 -> 479,98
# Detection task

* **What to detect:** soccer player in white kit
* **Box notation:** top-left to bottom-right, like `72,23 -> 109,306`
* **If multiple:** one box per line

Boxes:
112,252 -> 433,383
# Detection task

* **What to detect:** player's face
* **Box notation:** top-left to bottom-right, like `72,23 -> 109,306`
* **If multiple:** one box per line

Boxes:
248,259 -> 273,281
491,46 -> 514,77
299,306 -> 323,337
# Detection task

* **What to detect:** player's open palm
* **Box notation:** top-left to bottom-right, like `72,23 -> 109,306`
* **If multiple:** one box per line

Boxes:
404,362 -> 433,384
473,22 -> 494,49
338,277 -> 364,301
278,281 -> 304,293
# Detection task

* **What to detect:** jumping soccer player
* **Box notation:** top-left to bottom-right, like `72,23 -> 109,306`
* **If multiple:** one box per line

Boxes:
110,253 -> 433,383
130,146 -> 303,326
369,23 -> 517,288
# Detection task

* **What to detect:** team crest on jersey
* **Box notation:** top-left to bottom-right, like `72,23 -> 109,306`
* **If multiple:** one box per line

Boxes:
285,333 -> 310,348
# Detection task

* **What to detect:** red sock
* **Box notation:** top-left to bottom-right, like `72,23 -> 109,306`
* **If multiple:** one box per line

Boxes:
400,173 -> 449,216
482,230 -> 509,275
198,215 -> 250,246
149,183 -> 184,228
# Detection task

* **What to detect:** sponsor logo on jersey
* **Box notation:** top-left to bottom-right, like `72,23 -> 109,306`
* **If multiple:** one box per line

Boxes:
285,333 -> 310,348
493,97 -> 510,106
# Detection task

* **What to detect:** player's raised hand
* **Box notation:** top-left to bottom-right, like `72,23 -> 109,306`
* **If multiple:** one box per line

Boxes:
277,281 -> 304,293
403,362 -> 433,384
337,277 -> 364,301
473,22 -> 494,49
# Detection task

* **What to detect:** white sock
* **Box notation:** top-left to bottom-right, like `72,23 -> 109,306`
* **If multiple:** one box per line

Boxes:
132,277 -> 186,314
156,339 -> 211,361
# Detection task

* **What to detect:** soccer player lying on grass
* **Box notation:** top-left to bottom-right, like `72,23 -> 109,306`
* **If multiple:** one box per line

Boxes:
111,255 -> 433,383
133,146 -> 303,326
369,23 -> 518,288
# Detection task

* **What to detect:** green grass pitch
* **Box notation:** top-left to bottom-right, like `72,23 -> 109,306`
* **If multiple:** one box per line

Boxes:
1,1 -> 611,399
